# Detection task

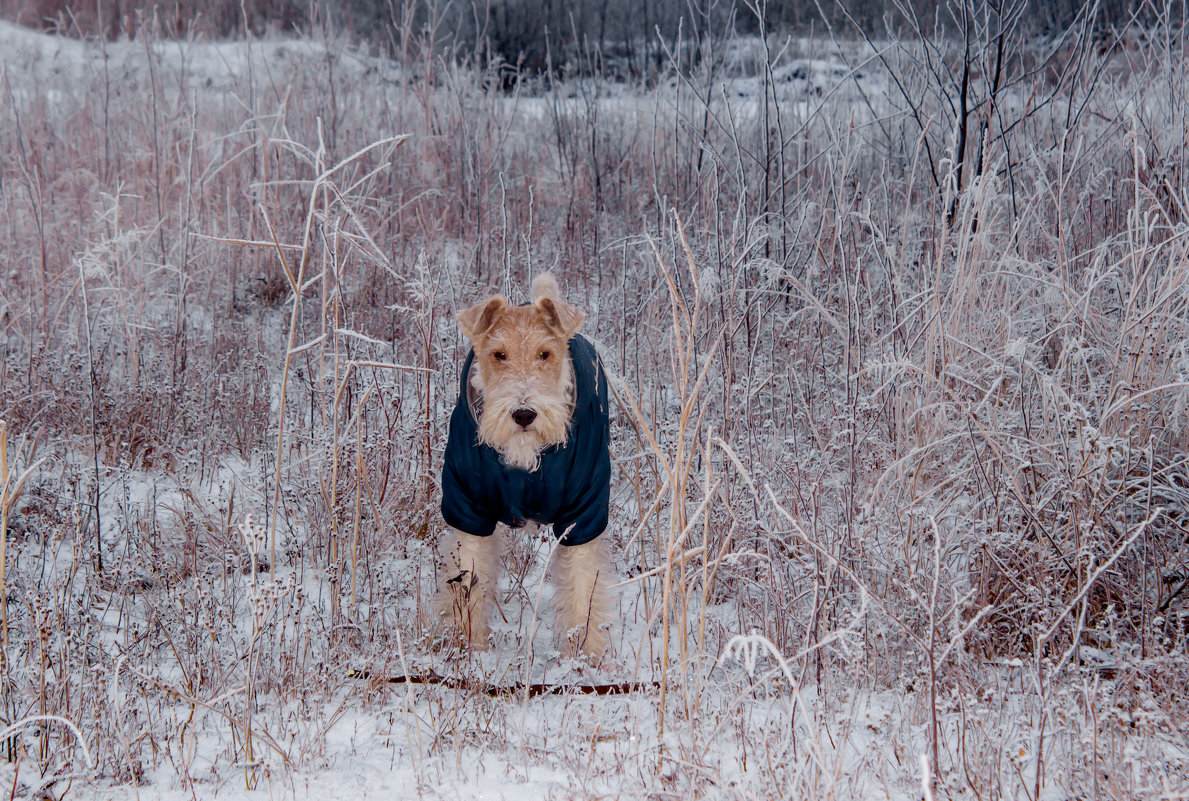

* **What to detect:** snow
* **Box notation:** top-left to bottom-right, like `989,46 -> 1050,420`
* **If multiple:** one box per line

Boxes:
1,17 -> 1186,801
0,20 -> 386,86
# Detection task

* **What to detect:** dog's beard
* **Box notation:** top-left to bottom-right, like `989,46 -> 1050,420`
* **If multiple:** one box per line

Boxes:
473,362 -> 574,472
477,392 -> 571,471
490,430 -> 548,471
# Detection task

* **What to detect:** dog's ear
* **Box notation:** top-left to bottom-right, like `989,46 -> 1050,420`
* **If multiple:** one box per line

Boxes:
457,295 -> 508,341
536,296 -> 585,339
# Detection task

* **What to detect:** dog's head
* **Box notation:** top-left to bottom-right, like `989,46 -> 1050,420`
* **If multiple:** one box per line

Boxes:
457,274 -> 585,470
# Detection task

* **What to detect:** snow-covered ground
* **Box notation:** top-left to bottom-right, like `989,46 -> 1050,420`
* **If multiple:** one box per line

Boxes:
1,17 -> 1187,801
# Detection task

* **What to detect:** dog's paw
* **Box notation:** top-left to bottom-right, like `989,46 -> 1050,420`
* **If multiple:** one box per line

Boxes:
563,621 -> 612,662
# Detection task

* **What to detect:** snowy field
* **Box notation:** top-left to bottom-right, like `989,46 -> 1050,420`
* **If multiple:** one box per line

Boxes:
1,15 -> 1188,800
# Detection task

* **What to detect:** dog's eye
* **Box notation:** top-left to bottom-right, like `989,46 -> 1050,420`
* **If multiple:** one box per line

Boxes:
493,351 -> 507,362
538,350 -> 550,361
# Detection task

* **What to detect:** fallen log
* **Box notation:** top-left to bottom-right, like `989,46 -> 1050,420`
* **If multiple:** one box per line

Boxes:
346,669 -> 659,697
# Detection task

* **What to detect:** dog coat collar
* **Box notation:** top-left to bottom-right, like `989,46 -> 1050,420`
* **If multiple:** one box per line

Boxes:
441,334 -> 611,546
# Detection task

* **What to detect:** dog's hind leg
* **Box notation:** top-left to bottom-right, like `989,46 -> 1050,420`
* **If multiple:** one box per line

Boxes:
437,528 -> 504,649
553,537 -> 614,658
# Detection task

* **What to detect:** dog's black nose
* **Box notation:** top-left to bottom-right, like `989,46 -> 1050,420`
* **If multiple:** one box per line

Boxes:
512,408 -> 537,428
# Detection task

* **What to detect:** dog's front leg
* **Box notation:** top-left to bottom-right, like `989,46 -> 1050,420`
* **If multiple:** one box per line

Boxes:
552,537 -> 614,657
437,528 -> 504,649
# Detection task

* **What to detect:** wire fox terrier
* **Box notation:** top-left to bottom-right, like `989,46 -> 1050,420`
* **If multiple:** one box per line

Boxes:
438,274 -> 614,656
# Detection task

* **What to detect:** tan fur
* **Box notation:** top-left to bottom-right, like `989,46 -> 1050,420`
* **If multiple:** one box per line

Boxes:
436,528 -> 505,649
551,537 -> 614,655
456,274 -> 585,471
437,274 -> 614,658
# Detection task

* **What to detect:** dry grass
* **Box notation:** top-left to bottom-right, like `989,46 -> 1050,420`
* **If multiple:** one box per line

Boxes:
0,8 -> 1187,799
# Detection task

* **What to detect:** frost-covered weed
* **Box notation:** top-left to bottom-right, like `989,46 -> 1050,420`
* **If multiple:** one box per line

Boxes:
0,11 -> 1187,800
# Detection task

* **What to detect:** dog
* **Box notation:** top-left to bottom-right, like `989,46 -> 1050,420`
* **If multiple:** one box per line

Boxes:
437,274 -> 614,656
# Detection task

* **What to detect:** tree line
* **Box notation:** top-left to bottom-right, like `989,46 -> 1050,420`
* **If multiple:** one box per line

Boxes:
1,0 -> 1181,76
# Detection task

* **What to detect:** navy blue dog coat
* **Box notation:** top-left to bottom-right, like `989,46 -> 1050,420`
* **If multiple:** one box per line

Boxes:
441,334 -> 610,546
